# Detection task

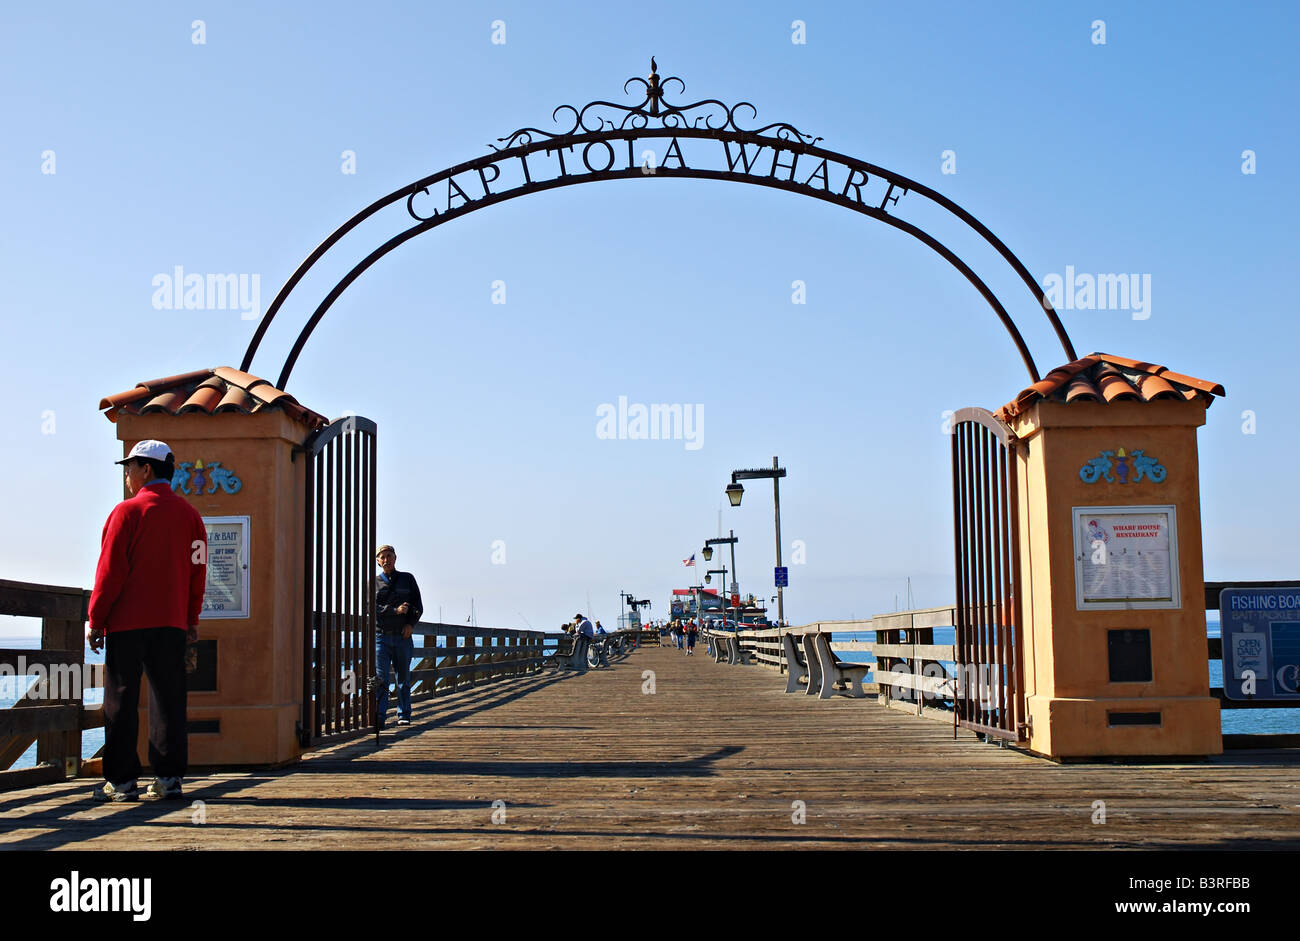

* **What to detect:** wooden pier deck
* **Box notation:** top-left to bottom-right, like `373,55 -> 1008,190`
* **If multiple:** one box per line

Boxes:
4,646 -> 1300,850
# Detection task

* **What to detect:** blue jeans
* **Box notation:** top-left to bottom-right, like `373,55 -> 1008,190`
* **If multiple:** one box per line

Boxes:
376,632 -> 414,723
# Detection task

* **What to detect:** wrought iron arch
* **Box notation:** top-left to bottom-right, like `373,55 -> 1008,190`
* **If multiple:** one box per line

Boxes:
242,60 -> 1076,388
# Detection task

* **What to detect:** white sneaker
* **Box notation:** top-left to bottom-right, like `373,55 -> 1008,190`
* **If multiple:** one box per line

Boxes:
93,780 -> 139,802
142,776 -> 183,801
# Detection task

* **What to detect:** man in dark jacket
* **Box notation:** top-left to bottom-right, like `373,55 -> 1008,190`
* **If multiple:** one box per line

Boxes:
375,545 -> 423,727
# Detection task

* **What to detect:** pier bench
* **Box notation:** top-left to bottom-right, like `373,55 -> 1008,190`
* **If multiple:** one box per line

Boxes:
709,632 -> 728,663
709,631 -> 726,662
549,635 -> 590,672
709,632 -> 751,665
781,631 -> 810,693
808,631 -> 870,699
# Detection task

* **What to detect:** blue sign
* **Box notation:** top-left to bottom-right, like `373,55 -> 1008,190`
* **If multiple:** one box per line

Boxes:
1219,587 -> 1300,700
774,567 -> 788,588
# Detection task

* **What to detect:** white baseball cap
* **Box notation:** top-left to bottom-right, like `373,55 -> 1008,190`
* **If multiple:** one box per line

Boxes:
116,439 -> 174,465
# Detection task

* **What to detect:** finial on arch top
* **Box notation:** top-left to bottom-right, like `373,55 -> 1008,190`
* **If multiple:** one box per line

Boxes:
648,56 -> 661,115
490,58 -> 823,151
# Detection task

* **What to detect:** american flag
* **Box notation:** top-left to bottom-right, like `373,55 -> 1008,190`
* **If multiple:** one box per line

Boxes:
682,553 -> 695,567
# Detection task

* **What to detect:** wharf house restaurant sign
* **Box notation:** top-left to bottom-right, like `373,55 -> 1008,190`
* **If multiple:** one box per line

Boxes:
1072,506 -> 1179,610
1219,588 -> 1300,701
200,515 -> 250,619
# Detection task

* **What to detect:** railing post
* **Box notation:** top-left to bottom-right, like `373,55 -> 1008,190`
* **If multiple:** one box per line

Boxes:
36,611 -> 84,779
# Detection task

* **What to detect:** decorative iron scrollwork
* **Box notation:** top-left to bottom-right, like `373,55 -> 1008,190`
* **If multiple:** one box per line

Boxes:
492,57 -> 823,151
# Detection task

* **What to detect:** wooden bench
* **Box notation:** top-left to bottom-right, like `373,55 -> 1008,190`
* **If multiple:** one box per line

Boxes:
709,632 -> 751,665
549,634 -> 589,672
808,631 -> 870,699
781,631 -> 810,693
709,632 -> 728,662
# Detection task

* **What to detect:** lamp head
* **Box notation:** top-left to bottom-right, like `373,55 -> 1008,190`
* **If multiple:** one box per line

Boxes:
725,481 -> 744,506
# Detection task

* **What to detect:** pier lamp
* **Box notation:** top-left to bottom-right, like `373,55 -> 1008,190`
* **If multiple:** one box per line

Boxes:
704,532 -> 740,597
727,457 -> 787,625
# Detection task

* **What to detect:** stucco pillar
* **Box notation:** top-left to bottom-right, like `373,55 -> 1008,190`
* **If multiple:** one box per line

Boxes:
1007,398 -> 1222,758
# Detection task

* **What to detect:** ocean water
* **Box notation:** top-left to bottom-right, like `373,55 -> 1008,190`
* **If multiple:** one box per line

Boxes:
3,619 -> 1294,772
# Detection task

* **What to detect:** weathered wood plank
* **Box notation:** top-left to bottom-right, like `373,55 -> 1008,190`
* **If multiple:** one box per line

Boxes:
0,581 -> 88,621
80,705 -> 104,730
829,641 -> 874,652
0,764 -> 63,792
0,705 -> 80,737
870,607 -> 956,633
873,670 -> 954,696
0,649 -> 83,670
872,644 -> 955,659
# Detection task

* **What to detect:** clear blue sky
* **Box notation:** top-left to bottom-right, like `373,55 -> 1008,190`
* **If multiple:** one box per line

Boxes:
1,1 -> 1296,636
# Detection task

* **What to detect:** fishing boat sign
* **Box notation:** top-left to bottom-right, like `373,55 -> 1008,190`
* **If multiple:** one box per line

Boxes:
1220,587 -> 1300,700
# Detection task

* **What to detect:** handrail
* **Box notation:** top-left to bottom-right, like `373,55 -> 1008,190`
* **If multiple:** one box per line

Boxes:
0,579 -> 94,792
404,622 -> 639,694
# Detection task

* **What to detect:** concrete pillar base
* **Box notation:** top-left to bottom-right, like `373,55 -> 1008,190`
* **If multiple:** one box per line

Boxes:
1027,694 -> 1223,758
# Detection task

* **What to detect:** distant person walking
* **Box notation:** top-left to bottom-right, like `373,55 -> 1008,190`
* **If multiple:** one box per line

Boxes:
684,619 -> 698,655
375,545 -> 423,728
88,440 -> 207,802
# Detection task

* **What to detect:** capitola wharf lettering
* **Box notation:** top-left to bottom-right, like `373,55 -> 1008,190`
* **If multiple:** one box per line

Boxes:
243,59 -> 1067,391
406,134 -> 910,221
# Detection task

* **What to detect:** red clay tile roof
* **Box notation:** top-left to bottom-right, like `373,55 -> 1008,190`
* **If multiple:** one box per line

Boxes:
996,353 -> 1225,424
99,366 -> 328,429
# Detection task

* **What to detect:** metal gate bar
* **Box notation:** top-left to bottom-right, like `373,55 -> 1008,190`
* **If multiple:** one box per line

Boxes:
951,408 -> 1024,741
301,416 -> 377,744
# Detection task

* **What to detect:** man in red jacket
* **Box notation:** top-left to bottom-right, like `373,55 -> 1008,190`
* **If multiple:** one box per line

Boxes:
88,439 -> 207,802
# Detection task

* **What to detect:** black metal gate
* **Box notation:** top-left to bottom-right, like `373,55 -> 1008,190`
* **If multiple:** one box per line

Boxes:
951,407 -> 1026,741
301,415 -> 377,744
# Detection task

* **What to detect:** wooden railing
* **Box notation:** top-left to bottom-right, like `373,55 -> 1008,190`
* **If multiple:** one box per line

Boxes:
867,607 -> 957,720
725,583 -> 1300,744
0,579 -> 97,793
406,624 -> 639,696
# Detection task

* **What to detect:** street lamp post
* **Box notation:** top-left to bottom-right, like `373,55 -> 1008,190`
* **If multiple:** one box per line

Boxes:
727,456 -> 788,626
703,530 -> 740,599
706,567 -> 728,624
